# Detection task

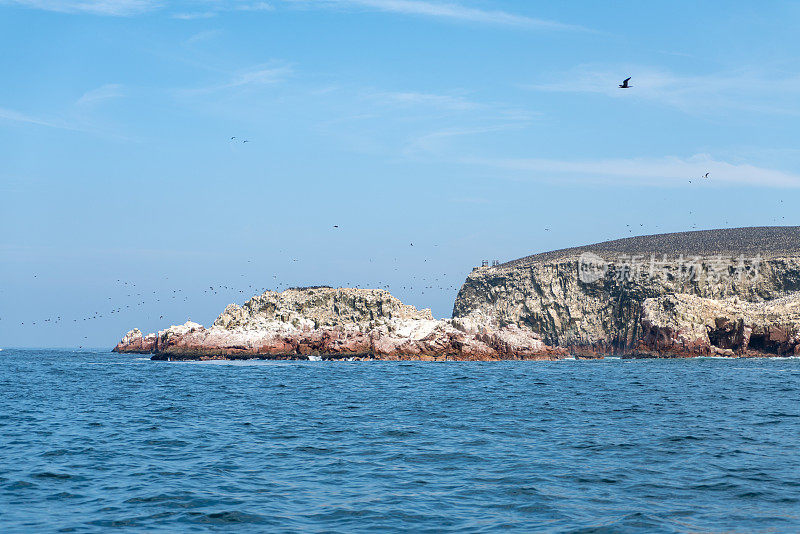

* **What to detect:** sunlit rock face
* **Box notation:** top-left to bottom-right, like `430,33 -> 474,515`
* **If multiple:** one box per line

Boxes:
114,287 -> 567,361
452,227 -> 800,356
637,293 -> 800,357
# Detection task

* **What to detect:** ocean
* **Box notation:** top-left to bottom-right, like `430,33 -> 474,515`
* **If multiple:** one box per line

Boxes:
1,349 -> 799,533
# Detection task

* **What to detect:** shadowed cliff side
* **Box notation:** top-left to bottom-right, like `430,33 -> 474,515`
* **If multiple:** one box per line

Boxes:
453,227 -> 800,355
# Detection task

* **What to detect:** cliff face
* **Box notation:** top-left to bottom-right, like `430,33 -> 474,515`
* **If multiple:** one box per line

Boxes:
638,293 -> 800,357
114,287 -> 566,361
453,227 -> 800,355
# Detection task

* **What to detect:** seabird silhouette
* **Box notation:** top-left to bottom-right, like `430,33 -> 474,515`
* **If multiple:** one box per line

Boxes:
619,77 -> 632,89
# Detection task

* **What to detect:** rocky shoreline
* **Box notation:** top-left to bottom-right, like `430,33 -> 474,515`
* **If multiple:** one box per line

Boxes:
114,227 -> 800,361
114,288 -> 568,361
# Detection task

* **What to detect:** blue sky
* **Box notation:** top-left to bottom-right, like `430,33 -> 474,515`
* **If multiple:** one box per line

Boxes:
2,0 -> 800,347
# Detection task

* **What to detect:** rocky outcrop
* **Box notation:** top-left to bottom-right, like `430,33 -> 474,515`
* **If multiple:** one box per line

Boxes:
114,287 -> 568,361
453,227 -> 800,357
116,328 -> 158,353
636,293 -> 800,357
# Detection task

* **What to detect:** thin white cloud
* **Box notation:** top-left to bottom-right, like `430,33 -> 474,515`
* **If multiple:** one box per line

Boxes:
286,0 -> 586,30
305,84 -> 536,157
1,0 -> 158,15
184,29 -> 223,45
173,11 -> 217,19
235,2 -> 273,11
0,106 -> 79,131
5,0 -> 572,29
75,83 -> 125,106
172,2 -> 273,18
4,0 -> 274,16
527,65 -> 800,115
404,124 -> 528,156
467,154 -> 800,188
178,63 -> 292,95
226,65 -> 291,88
0,104 -> 137,139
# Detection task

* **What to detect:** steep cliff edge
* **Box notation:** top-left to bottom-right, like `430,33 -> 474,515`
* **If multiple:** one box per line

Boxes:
114,287 -> 566,361
453,227 -> 800,356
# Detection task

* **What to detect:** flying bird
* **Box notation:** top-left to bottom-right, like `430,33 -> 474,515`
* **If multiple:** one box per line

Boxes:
703,172 -> 710,179
619,77 -> 632,89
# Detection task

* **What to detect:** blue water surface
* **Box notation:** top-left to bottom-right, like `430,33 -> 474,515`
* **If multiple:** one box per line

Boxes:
1,349 -> 799,533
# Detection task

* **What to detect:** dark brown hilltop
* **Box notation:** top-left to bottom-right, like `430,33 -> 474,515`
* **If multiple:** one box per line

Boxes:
504,226 -> 800,266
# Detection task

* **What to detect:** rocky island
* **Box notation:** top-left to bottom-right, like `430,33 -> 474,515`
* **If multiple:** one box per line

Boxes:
115,227 -> 800,360
454,226 -> 800,358
115,287 -> 566,361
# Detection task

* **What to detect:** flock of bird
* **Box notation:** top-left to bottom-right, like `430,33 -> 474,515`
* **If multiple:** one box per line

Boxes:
6,256 -> 464,343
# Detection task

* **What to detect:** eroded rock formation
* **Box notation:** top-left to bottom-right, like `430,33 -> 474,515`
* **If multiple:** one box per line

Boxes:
114,287 -> 567,361
453,227 -> 800,357
637,293 -> 800,357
